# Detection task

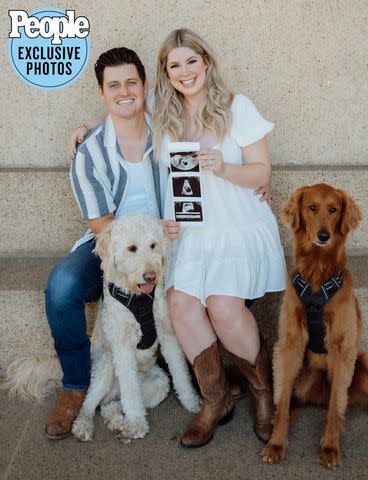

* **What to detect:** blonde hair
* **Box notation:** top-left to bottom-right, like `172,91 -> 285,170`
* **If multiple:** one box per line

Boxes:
153,28 -> 234,153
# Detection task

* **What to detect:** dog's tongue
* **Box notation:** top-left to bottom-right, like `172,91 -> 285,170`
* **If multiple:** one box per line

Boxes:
139,283 -> 155,295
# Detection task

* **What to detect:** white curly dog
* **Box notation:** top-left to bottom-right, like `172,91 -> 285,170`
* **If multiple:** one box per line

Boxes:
3,214 -> 200,443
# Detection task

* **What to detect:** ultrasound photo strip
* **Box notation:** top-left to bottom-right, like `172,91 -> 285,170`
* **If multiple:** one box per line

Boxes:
168,142 -> 203,223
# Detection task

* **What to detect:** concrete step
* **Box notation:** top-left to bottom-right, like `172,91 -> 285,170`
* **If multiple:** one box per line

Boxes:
2,387 -> 368,479
0,255 -> 367,367
1,165 -> 368,254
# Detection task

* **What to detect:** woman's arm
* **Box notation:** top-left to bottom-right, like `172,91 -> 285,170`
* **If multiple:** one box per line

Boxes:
198,136 -> 271,188
69,113 -> 107,159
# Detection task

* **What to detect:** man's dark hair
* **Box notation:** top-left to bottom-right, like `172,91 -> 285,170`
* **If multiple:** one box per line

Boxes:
94,47 -> 146,88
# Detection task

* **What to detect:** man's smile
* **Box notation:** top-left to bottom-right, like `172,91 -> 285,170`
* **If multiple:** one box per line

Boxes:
117,98 -> 135,105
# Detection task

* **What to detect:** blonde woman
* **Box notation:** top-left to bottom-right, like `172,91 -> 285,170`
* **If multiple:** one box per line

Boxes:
153,28 -> 286,448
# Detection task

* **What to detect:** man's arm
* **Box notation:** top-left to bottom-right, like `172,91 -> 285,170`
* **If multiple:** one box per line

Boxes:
70,143 -> 116,226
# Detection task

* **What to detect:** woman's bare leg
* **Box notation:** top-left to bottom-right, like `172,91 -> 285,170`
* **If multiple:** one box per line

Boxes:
166,287 -> 217,364
206,295 -> 260,364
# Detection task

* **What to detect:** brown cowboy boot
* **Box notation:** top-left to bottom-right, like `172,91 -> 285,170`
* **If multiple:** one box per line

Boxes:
45,388 -> 87,440
180,341 -> 235,448
231,338 -> 274,443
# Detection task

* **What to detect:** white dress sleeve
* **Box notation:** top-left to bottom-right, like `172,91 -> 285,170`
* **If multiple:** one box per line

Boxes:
230,94 -> 274,147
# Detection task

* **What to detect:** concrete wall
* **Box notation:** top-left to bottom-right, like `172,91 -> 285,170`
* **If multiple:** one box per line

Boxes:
1,0 -> 367,168
1,0 -> 368,365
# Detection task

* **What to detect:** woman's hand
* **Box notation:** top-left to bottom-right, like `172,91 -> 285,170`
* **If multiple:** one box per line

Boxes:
197,149 -> 224,176
69,124 -> 89,160
161,220 -> 181,240
254,185 -> 272,205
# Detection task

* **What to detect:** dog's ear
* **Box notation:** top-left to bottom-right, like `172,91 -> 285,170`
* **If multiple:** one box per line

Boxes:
337,189 -> 362,236
281,187 -> 307,231
94,221 -> 115,260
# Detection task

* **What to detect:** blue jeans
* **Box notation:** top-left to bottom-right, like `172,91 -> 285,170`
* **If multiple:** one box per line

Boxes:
45,240 -> 102,390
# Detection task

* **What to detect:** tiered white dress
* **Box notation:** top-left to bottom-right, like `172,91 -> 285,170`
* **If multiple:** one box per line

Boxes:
161,94 -> 287,305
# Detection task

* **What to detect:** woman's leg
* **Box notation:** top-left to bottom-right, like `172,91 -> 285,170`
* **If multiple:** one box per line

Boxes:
167,288 -> 217,364
206,296 -> 260,364
166,288 -> 234,447
206,295 -> 273,443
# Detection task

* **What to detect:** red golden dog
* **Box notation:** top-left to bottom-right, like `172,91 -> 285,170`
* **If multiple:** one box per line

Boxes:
262,183 -> 368,468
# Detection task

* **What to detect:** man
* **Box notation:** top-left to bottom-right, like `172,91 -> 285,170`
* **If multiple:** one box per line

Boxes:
45,47 -> 170,439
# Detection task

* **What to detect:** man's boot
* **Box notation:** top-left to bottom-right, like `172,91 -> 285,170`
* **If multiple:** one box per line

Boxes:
231,338 -> 274,443
180,341 -> 235,448
45,388 -> 87,439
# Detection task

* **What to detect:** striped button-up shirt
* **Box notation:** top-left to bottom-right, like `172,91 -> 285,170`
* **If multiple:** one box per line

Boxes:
70,114 -> 167,252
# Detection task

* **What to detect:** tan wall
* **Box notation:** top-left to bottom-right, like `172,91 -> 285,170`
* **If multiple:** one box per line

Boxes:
1,0 -> 367,168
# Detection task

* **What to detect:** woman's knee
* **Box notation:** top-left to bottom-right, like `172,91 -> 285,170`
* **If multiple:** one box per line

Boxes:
207,296 -> 233,323
167,288 -> 203,328
206,296 -> 248,330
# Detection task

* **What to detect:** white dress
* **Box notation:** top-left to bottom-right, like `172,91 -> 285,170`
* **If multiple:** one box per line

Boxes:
161,94 -> 287,305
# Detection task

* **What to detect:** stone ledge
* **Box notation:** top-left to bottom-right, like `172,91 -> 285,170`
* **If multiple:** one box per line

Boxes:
0,255 -> 367,367
0,255 -> 367,290
1,166 -> 367,254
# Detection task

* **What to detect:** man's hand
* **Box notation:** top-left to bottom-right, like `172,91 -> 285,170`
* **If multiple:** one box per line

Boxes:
87,214 -> 114,236
161,220 -> 181,240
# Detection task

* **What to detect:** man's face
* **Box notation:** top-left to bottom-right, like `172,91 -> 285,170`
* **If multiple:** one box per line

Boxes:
98,64 -> 148,120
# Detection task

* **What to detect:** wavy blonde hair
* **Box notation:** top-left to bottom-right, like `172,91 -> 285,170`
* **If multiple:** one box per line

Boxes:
153,28 -> 234,153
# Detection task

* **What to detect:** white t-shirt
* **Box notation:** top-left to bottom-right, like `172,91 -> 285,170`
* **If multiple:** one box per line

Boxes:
115,157 -> 157,218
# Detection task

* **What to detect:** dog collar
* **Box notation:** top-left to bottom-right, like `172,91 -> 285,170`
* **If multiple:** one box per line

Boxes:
292,271 -> 344,354
108,282 -> 157,350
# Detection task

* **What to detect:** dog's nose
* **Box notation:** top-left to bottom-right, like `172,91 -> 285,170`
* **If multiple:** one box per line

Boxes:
317,230 -> 330,243
143,271 -> 156,283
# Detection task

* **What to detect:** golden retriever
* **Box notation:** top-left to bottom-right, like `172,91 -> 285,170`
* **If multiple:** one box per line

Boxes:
261,183 -> 368,468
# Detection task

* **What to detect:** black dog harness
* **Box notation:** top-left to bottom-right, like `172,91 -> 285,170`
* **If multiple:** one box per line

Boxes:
292,271 -> 344,354
108,283 -> 157,350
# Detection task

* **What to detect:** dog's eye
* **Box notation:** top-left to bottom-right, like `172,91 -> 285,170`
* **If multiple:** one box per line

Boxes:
150,243 -> 157,250
308,205 -> 316,212
127,245 -> 137,252
329,207 -> 337,213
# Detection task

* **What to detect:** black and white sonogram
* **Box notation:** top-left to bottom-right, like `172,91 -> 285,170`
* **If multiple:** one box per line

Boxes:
172,176 -> 201,197
170,152 -> 199,173
174,201 -> 203,222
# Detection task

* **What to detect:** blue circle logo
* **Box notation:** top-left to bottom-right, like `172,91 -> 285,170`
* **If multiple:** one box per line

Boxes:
8,8 -> 90,90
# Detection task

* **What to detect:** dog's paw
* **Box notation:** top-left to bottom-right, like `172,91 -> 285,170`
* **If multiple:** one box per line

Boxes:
114,417 -> 149,443
72,415 -> 94,442
127,418 -> 149,439
261,443 -> 286,464
102,411 -> 126,436
180,392 -> 201,414
112,420 -> 133,444
318,445 -> 341,469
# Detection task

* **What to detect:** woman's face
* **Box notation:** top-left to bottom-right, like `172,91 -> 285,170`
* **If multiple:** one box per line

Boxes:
166,47 -> 207,100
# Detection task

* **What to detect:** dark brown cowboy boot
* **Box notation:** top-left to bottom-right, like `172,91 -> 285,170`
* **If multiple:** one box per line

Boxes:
45,389 -> 87,440
180,341 -> 235,448
231,338 -> 274,443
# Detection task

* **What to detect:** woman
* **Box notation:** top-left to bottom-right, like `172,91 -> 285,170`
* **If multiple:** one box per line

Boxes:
153,28 -> 286,448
